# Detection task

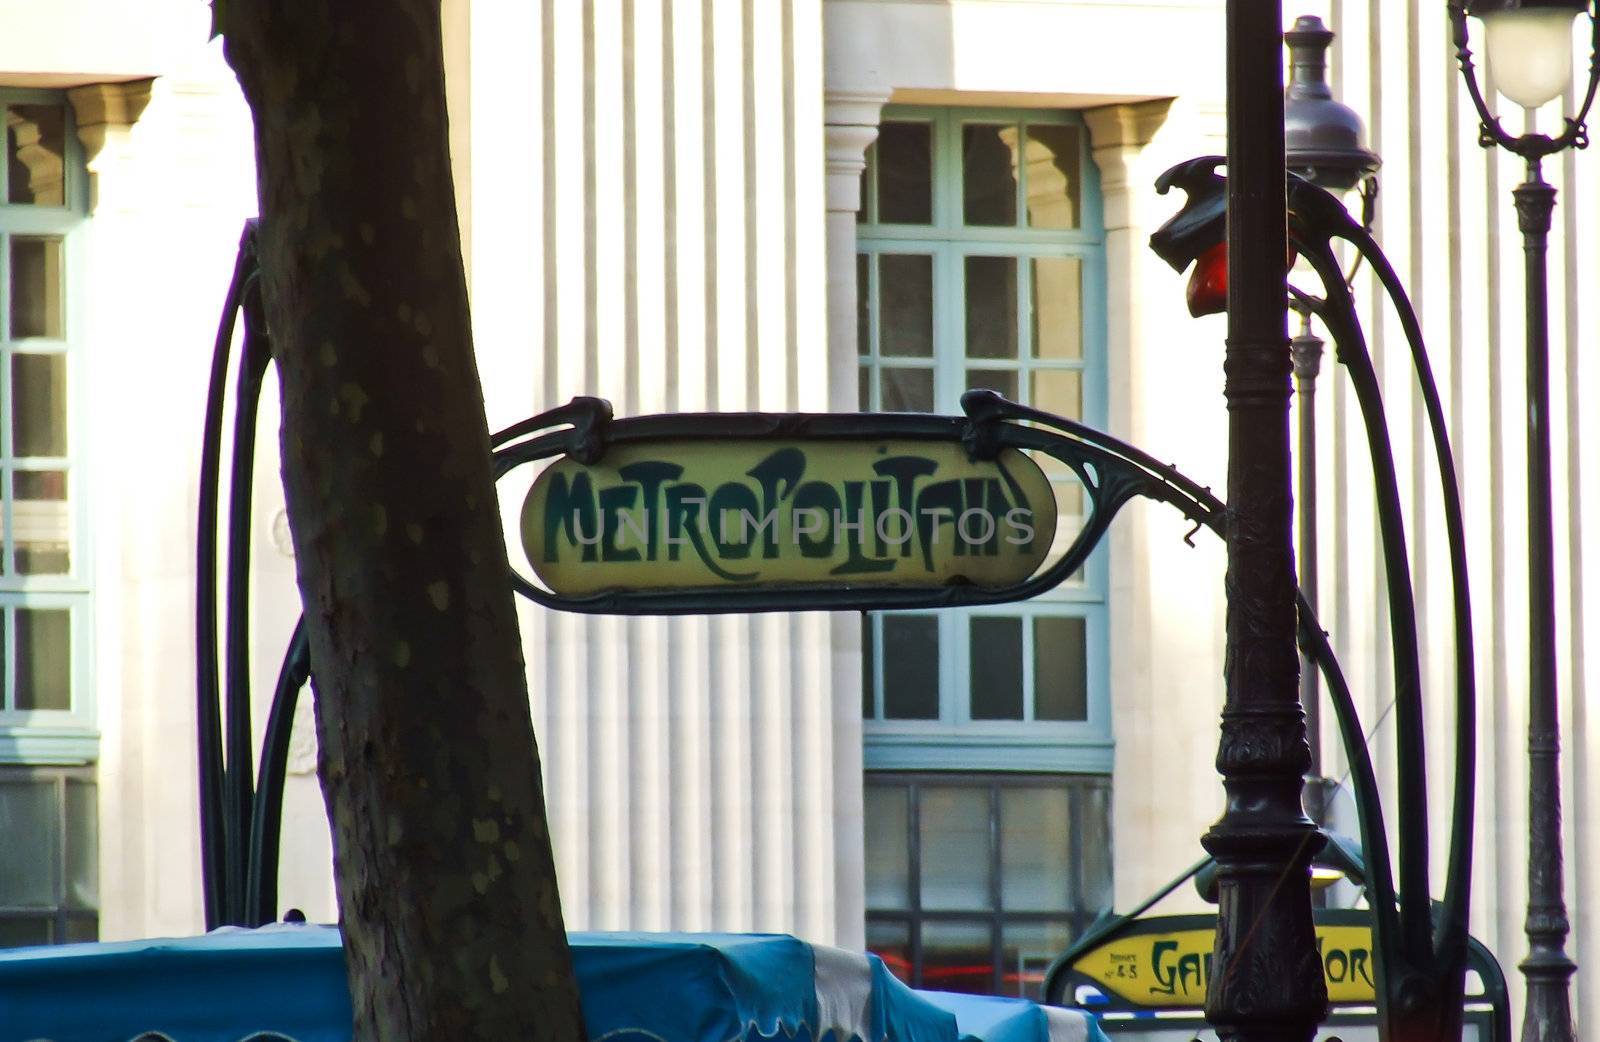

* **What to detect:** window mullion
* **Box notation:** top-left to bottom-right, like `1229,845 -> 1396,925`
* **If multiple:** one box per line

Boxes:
1021,608 -> 1035,722
1014,122 -> 1028,233
989,782 -> 1003,993
933,108 -> 956,232
1019,249 -> 1035,407
909,780 -> 924,988
945,610 -> 965,725
0,231 -> 8,339
936,243 -> 959,411
866,251 -> 879,408
872,614 -> 885,720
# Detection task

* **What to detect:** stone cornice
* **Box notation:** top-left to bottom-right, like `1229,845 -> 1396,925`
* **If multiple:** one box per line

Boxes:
66,79 -> 155,166
66,79 -> 155,211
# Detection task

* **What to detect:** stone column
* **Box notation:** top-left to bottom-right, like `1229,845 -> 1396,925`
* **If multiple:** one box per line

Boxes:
822,91 -> 885,952
1082,100 -> 1224,909
65,78 -> 159,941
823,93 -> 886,412
1083,100 -> 1171,439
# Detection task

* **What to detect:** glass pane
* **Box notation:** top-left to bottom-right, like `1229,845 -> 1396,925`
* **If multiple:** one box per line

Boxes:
862,615 -> 875,718
859,366 -> 871,411
1003,921 -> 1074,999
1035,477 -> 1087,582
1000,787 -> 1071,910
0,780 -> 58,905
64,780 -> 96,910
962,124 -> 1018,226
965,368 -> 1016,403
15,470 -> 71,575
970,616 -> 1023,720
1078,783 -> 1114,913
864,785 -> 910,910
1023,124 -> 1082,230
1032,258 -> 1083,360
5,106 -> 67,206
63,914 -> 97,943
0,917 -> 51,948
1031,368 -> 1081,421
856,254 -> 871,356
1035,617 -> 1088,721
922,919 -> 994,994
876,122 -> 932,224
9,237 -> 65,339
965,256 -> 1017,360
16,608 -> 71,711
13,353 -> 68,455
1028,448 -> 1076,486
881,368 -> 934,414
879,254 -> 933,357
920,786 -> 991,910
1056,479 -> 1086,529
859,149 -> 872,220
882,615 -> 938,718
866,919 -> 912,985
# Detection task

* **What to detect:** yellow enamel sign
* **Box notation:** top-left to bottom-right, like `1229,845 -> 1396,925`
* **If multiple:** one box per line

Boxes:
1070,923 -> 1377,1008
521,439 -> 1057,596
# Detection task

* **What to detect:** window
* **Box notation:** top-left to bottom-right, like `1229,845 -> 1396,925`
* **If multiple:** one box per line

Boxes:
0,91 -> 95,949
0,90 -> 93,767
856,108 -> 1111,998
864,773 -> 1111,998
856,108 -> 1109,774
0,766 -> 97,946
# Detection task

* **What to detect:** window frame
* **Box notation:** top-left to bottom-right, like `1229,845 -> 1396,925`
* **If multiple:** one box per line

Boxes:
863,771 -> 1112,998
0,763 -> 98,947
857,106 -> 1110,773
0,87 -> 96,765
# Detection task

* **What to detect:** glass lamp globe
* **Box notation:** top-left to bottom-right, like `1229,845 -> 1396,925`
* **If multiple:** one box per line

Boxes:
1471,0 -> 1585,108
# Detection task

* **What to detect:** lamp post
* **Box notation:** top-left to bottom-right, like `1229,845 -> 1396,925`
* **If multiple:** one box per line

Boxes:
1281,14 -> 1380,826
1447,5 -> 1600,1042
1200,5 -> 1328,1042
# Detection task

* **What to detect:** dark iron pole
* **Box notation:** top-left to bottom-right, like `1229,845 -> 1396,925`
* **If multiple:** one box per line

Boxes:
1292,311 -> 1327,822
1444,7 -> 1600,1037
1513,158 -> 1577,1042
1203,5 -> 1328,1042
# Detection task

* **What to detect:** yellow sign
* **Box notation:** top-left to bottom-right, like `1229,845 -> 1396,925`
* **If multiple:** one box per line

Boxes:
1071,923 -> 1377,1008
521,439 -> 1057,596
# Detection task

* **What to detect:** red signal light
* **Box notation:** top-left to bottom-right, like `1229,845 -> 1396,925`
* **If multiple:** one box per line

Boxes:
1183,240 -> 1297,318
1186,241 -> 1229,317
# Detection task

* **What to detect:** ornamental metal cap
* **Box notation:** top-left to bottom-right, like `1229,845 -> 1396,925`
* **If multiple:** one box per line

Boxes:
1284,15 -> 1381,192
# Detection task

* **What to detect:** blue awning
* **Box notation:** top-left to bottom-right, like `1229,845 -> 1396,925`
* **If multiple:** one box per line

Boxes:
0,925 -> 1109,1042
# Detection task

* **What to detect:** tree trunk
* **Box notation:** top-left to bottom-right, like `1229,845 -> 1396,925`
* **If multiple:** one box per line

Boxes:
219,4 -> 587,1039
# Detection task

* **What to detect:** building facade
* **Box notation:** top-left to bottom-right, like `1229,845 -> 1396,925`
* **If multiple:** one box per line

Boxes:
2,0 -> 1599,1030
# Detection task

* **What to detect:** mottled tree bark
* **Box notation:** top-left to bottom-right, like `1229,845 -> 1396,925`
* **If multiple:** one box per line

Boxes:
219,4 -> 587,1040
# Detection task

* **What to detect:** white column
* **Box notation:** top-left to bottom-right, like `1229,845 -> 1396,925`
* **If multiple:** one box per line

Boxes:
821,92 -> 885,952
1082,101 -> 1171,442
66,79 -> 165,942
824,94 -> 885,412
1082,100 -> 1237,912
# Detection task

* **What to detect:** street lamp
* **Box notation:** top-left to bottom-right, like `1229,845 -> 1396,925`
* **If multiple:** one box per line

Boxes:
1284,15 -> 1381,194
1281,14 -> 1380,828
1447,5 -> 1600,1042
